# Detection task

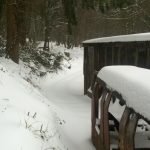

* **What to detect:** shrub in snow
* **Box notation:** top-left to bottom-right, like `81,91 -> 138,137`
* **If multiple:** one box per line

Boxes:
0,36 -> 6,57
20,42 -> 71,77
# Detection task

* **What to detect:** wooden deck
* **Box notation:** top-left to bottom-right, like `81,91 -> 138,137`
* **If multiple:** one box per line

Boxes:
83,33 -> 150,95
91,75 -> 150,150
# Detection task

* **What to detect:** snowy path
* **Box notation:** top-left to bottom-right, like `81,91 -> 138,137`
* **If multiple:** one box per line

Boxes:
41,55 -> 95,150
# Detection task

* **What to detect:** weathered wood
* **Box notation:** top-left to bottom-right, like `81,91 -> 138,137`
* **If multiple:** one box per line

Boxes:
83,41 -> 150,95
103,92 -> 112,150
105,48 -> 107,66
146,47 -> 150,68
100,89 -> 107,145
117,48 -> 121,64
134,48 -> 139,66
119,107 -> 131,150
84,47 -> 88,94
91,82 -> 100,146
126,113 -> 139,150
112,47 -> 114,65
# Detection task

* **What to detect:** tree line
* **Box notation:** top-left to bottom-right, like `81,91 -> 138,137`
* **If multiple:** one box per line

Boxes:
0,0 -> 136,63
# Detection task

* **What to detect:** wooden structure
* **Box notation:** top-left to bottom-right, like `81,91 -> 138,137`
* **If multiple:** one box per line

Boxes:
92,73 -> 150,150
83,33 -> 150,95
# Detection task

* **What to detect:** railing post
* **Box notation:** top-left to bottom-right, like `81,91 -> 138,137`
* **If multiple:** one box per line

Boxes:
119,107 -> 131,150
103,92 -> 112,150
91,82 -> 100,146
100,89 -> 107,145
126,113 -> 139,150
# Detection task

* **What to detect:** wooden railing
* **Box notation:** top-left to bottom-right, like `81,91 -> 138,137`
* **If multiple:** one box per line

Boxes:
91,74 -> 150,150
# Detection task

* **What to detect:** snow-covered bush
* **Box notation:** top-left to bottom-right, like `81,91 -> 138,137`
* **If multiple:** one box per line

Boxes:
20,42 -> 71,77
0,36 -> 6,57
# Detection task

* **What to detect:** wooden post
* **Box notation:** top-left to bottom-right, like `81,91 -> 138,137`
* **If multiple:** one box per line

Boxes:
84,46 -> 88,94
100,89 -> 107,145
119,107 -> 131,150
126,113 -> 139,150
103,92 -> 112,150
91,82 -> 100,146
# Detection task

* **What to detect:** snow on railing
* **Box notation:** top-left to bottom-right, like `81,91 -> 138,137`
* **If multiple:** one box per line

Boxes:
98,65 -> 150,120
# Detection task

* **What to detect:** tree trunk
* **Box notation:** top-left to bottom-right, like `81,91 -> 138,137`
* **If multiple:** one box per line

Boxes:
6,0 -> 19,63
43,0 -> 50,51
43,26 -> 50,51
17,0 -> 26,46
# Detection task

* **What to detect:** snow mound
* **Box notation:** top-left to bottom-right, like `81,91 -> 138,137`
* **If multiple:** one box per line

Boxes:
98,66 -> 150,120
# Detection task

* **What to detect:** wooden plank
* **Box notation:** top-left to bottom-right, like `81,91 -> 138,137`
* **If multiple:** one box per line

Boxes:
84,47 -> 88,94
112,47 -> 114,65
103,92 -> 112,150
126,113 -> 139,150
105,47 -> 107,66
134,48 -> 139,66
119,107 -> 131,150
88,46 -> 95,93
146,46 -> 150,68
100,89 -> 107,145
91,82 -> 100,146
125,48 -> 128,64
118,48 -> 121,64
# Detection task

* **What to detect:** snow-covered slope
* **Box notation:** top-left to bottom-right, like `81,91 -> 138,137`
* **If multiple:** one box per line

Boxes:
0,44 -> 94,150
0,58 -> 65,150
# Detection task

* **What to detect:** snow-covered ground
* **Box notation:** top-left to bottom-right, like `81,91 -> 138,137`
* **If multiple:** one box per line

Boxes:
0,44 -> 95,150
0,58 -> 66,150
40,48 -> 94,150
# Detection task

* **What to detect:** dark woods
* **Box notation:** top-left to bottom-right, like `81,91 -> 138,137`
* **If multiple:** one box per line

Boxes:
0,0 -> 148,63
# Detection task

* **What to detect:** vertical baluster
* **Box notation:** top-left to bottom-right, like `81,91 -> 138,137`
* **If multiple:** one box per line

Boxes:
100,89 -> 107,145
126,113 -> 139,150
103,92 -> 112,150
119,107 -> 131,150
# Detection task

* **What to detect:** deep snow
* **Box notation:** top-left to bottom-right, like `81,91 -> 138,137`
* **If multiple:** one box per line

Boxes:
0,45 -> 95,150
98,66 -> 150,120
1,43 -> 150,150
40,48 -> 95,150
0,58 -> 65,150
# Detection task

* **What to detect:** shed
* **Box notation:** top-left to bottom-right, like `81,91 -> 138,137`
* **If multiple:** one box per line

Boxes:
82,32 -> 150,95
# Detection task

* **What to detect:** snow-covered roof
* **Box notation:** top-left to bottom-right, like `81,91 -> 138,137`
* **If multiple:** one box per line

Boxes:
83,32 -> 150,44
98,66 -> 150,120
